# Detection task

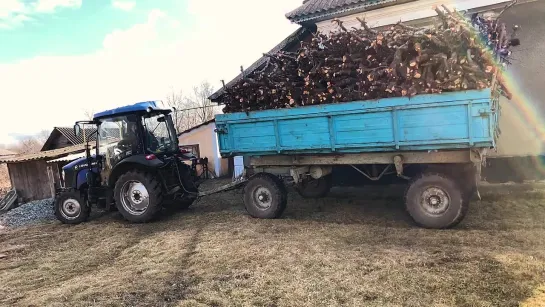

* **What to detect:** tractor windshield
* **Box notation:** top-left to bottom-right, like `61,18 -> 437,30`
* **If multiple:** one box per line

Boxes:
142,113 -> 178,154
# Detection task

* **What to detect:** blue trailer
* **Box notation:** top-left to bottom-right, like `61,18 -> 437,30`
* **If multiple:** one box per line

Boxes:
213,86 -> 501,229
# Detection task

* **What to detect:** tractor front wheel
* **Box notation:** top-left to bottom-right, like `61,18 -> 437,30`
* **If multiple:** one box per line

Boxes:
54,190 -> 91,224
114,171 -> 163,223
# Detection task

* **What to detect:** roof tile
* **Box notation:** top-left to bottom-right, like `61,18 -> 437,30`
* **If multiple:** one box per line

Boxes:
56,127 -> 97,145
286,0 -> 400,23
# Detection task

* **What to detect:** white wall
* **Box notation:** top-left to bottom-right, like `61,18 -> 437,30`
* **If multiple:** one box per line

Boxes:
178,122 -> 230,177
315,0 -> 510,34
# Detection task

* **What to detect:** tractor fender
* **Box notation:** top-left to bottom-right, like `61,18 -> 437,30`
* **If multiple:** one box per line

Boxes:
108,155 -> 164,187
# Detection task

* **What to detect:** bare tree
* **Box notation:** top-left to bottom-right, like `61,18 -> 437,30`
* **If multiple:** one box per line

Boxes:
83,109 -> 96,121
185,81 -> 217,123
8,137 -> 43,155
165,89 -> 186,133
165,81 -> 221,133
4,129 -> 51,155
36,129 -> 51,144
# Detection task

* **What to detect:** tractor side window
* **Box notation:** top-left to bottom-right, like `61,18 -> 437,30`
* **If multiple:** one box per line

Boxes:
98,115 -> 139,168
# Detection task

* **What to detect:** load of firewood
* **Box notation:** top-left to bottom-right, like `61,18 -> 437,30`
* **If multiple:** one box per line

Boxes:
219,3 -> 520,113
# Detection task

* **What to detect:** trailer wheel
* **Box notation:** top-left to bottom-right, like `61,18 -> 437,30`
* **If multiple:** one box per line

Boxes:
296,175 -> 332,198
114,171 -> 163,223
244,173 -> 287,219
404,173 -> 467,229
54,190 -> 91,224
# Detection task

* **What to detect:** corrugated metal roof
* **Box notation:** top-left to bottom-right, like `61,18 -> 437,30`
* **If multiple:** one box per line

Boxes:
0,144 -> 89,164
47,151 -> 87,164
209,26 -> 315,102
0,148 -> 15,157
286,0 -> 403,23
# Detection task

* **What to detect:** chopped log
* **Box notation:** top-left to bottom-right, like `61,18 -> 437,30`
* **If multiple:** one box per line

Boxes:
356,17 -> 377,35
219,5 -> 519,113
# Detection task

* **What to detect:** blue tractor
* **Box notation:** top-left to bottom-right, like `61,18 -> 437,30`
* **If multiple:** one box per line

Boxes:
54,101 -> 199,224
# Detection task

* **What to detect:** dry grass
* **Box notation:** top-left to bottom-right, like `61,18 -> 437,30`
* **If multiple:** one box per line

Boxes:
1,182 -> 545,307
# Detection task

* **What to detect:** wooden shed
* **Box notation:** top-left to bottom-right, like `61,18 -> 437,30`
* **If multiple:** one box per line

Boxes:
0,145 -> 87,202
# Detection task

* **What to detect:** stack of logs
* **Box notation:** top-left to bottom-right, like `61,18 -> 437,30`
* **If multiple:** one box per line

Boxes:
220,3 -> 519,113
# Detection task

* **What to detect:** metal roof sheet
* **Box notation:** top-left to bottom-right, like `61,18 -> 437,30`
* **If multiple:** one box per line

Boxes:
0,144 -> 89,164
47,151 -> 87,164
0,148 -> 15,157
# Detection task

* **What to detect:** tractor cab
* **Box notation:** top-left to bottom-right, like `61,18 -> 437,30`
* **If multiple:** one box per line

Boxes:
55,101 -> 199,224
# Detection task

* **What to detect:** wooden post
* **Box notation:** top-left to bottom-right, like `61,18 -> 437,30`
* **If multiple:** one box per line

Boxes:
46,164 -> 56,199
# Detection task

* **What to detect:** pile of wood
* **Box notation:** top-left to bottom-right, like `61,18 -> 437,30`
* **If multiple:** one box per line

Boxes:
220,3 -> 519,113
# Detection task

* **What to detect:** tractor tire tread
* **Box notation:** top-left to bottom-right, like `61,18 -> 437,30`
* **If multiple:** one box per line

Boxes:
114,170 -> 163,223
54,189 -> 91,225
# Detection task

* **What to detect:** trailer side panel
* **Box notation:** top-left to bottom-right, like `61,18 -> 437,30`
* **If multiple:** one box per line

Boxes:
215,89 -> 497,157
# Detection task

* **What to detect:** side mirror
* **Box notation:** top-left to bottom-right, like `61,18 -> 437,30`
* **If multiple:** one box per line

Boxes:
74,123 -> 82,137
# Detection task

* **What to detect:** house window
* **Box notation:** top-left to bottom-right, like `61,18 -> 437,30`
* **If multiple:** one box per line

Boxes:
180,144 -> 200,158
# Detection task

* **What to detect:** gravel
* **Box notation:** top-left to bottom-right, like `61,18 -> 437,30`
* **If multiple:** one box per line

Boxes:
0,198 -> 56,229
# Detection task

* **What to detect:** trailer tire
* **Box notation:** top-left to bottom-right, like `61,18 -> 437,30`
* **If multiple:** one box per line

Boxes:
404,172 -> 467,229
114,171 -> 163,223
244,173 -> 287,219
54,190 -> 91,224
296,175 -> 332,199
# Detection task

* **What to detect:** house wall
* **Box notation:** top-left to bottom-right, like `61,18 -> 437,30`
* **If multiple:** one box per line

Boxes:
47,133 -> 73,151
8,160 -> 53,202
178,123 -> 230,177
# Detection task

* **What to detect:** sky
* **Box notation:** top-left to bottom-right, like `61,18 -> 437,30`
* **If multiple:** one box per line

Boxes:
0,0 -> 300,144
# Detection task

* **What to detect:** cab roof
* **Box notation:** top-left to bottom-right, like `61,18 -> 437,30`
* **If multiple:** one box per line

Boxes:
93,101 -> 171,120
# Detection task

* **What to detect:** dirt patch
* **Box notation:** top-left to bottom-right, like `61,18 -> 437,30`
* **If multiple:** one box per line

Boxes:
0,183 -> 544,306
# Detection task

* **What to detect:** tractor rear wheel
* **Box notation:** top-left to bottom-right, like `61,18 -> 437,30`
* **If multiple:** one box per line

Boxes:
114,171 -> 163,223
54,190 -> 91,224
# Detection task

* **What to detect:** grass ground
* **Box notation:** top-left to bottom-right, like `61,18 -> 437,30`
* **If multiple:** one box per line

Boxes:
1,181 -> 545,307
